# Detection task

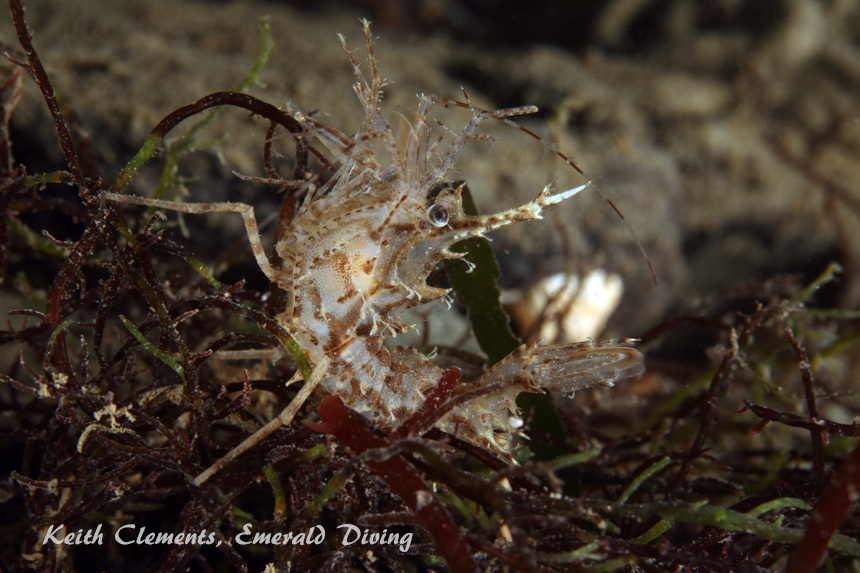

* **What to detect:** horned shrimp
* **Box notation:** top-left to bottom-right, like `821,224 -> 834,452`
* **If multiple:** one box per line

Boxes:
106,20 -> 644,485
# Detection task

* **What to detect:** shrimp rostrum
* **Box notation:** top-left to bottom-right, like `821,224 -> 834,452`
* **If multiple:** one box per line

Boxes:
107,20 -> 644,485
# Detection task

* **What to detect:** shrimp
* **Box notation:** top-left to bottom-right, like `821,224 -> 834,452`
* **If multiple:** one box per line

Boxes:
106,20 -> 644,486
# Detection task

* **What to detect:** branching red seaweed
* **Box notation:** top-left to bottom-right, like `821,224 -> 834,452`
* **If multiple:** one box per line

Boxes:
2,1 -> 860,572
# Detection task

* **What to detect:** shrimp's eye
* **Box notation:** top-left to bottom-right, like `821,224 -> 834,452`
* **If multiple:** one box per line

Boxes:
428,203 -> 449,227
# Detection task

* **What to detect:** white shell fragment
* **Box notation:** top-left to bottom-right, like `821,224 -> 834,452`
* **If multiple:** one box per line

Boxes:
506,270 -> 624,343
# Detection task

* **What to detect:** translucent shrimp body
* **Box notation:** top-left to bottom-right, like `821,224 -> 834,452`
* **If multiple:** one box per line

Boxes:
110,22 -> 644,481
272,21 -> 644,454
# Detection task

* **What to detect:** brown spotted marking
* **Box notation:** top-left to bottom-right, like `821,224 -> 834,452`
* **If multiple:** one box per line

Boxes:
262,21 -> 648,457
110,21 -> 647,484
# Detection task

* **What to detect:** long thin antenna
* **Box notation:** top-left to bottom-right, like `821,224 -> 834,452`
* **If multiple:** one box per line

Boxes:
425,95 -> 657,286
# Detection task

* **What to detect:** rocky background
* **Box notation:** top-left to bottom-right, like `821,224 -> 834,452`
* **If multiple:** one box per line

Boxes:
7,0 -> 859,337
3,1 -> 860,571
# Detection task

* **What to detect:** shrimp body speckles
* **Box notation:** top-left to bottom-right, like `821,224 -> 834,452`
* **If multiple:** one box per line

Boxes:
108,21 -> 644,483
271,21 -> 644,455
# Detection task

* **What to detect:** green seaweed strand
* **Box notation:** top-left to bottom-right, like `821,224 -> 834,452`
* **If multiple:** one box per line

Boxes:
120,315 -> 185,381
443,184 -> 567,460
617,456 -> 671,504
111,16 -> 273,196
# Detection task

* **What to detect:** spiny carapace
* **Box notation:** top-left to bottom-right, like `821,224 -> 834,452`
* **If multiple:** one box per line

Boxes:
107,20 -> 644,485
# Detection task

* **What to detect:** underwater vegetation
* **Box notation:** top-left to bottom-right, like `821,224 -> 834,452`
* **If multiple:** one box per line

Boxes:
2,1 -> 860,572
